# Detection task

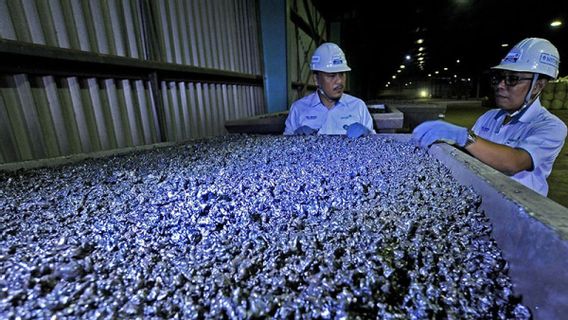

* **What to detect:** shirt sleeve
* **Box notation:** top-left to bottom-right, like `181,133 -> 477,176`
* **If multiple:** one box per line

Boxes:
516,119 -> 567,171
359,101 -> 376,134
283,104 -> 299,135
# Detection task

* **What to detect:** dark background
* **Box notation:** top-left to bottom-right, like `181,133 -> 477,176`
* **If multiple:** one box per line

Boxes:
312,0 -> 568,100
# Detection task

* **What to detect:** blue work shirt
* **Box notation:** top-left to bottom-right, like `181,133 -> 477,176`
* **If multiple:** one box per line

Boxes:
283,92 -> 375,135
472,99 -> 567,196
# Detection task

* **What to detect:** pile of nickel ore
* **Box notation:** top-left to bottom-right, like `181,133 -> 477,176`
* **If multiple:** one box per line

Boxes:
0,135 -> 530,319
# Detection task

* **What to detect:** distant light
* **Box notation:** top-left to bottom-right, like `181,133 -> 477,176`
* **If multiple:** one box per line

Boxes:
467,78 -> 471,81
400,65 -> 405,69
405,55 -> 412,60
385,84 -> 389,88
418,47 -> 425,52
409,81 -> 412,85
397,69 -> 402,73
456,59 -> 460,63
550,20 -> 562,27
501,43 -> 509,47
405,83 -> 409,87
416,39 -> 424,44
419,89 -> 428,98
428,73 -> 432,77
417,57 -> 424,61
392,75 -> 397,79
454,74 -> 457,78
435,71 -> 439,74
443,67 -> 448,71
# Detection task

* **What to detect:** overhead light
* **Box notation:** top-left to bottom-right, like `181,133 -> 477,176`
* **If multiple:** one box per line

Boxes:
417,57 -> 424,61
416,39 -> 424,44
405,55 -> 412,60
428,74 -> 432,77
397,69 -> 402,73
418,47 -> 425,52
419,89 -> 428,98
392,75 -> 397,79
550,20 -> 562,27
501,43 -> 509,47
443,67 -> 448,71
435,71 -> 439,74
456,59 -> 460,63
400,65 -> 405,69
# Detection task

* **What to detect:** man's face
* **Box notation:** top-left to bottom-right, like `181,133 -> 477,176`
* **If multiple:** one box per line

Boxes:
314,72 -> 346,100
490,71 -> 534,112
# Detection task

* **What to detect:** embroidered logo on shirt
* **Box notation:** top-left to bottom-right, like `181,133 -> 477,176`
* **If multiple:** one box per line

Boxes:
480,126 -> 490,132
340,115 -> 353,120
305,115 -> 317,120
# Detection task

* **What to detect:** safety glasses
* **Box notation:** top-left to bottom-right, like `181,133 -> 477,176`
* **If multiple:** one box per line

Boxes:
490,73 -> 533,87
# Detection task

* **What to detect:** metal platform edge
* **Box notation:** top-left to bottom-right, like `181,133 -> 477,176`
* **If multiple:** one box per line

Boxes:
427,141 -> 568,320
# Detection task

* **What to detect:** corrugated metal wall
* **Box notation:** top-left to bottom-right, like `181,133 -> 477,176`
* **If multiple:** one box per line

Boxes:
288,0 -> 326,102
0,0 -> 264,164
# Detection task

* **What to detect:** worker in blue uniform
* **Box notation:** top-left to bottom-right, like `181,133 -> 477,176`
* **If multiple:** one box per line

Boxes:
283,42 -> 375,138
413,38 -> 567,196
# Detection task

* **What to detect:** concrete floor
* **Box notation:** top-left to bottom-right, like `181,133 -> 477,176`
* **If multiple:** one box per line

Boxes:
442,101 -> 568,208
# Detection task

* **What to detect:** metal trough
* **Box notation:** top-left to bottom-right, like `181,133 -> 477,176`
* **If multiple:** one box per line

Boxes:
423,137 -> 568,320
1,134 -> 566,319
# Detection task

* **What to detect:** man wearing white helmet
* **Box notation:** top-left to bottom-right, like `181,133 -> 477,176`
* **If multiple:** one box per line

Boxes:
412,37 -> 567,196
284,42 -> 375,138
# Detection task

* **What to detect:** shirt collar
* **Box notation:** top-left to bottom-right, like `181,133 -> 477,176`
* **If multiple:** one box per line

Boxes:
308,91 -> 347,108
493,99 -> 542,124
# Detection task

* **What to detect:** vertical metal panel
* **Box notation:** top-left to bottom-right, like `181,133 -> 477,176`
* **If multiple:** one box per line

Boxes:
187,82 -> 201,138
6,0 -> 32,42
166,0 -> 182,65
0,79 -> 20,162
0,0 -> 265,164
59,77 -> 92,153
116,80 -> 135,147
67,0 -> 92,51
134,80 -> 158,144
82,78 -> 105,151
21,0 -> 46,44
0,0 -> 17,40
178,82 -> 190,140
36,0 -> 68,48
224,0 -> 238,72
33,76 -> 65,157
0,0 -> 145,58
105,0 -> 126,56
174,1 -> 191,66
160,81 -> 173,141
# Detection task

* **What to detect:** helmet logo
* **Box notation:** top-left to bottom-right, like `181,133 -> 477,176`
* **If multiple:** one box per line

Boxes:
540,53 -> 559,68
502,51 -> 521,63
311,56 -> 320,64
331,55 -> 344,65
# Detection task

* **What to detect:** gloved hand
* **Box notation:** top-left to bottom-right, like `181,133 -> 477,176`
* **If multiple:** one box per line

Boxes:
294,125 -> 318,135
345,122 -> 370,139
412,120 -> 468,148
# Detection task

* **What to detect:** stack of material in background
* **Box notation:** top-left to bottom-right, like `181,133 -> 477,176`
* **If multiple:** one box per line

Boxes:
541,76 -> 568,110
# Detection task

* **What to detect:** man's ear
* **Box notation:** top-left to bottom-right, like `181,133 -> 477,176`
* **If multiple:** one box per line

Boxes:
533,78 -> 549,94
312,73 -> 319,87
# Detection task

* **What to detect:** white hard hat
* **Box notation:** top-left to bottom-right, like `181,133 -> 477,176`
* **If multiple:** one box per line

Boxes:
310,42 -> 351,73
492,37 -> 560,79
